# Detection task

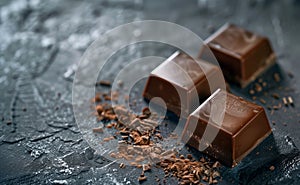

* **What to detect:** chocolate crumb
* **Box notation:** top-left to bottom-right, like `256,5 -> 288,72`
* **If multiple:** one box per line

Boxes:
287,96 -> 294,106
94,94 -> 102,102
212,179 -> 218,184
142,107 -> 151,116
103,95 -> 111,101
254,83 -> 262,92
272,93 -> 280,99
97,80 -> 111,87
273,73 -> 281,82
283,97 -> 288,106
249,89 -> 255,95
273,103 -> 282,110
92,127 -> 103,133
106,123 -> 115,128
187,154 -> 193,159
103,136 -> 114,142
142,164 -> 151,172
138,175 -> 147,182
96,105 -> 103,115
212,161 -> 221,168
119,163 -> 125,168
110,152 -> 117,158
259,98 -> 266,104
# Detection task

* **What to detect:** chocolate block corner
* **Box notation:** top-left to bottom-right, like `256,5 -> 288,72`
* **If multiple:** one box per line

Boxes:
143,51 -> 225,118
205,24 -> 276,88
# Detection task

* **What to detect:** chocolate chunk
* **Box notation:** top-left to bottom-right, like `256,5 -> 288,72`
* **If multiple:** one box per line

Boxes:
182,89 -> 272,167
143,51 -> 224,117
205,24 -> 276,87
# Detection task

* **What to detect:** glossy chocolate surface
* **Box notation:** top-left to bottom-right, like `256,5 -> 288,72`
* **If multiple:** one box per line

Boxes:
143,51 -> 224,117
205,24 -> 276,87
182,89 -> 272,167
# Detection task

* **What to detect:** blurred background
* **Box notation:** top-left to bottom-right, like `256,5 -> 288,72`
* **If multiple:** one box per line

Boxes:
0,0 -> 299,184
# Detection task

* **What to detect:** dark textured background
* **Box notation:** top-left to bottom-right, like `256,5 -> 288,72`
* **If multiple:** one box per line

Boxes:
0,0 -> 299,184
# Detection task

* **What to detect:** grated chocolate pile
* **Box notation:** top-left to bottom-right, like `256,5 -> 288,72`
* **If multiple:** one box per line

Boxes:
91,92 -> 221,184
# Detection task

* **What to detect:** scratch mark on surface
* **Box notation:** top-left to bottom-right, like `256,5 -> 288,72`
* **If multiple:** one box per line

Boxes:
99,160 -> 117,170
272,17 -> 285,49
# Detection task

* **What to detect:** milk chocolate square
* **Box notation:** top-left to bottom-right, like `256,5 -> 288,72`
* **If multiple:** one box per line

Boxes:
205,24 -> 276,87
143,51 -> 224,118
182,89 -> 272,167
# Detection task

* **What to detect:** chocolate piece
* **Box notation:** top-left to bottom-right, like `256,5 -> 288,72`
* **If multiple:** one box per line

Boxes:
143,51 -> 224,118
182,89 -> 272,167
205,24 -> 276,87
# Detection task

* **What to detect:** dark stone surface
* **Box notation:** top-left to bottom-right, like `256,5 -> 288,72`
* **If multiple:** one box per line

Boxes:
0,0 -> 299,184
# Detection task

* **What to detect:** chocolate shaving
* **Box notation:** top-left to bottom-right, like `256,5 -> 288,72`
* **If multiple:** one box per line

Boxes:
91,93 -> 221,184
